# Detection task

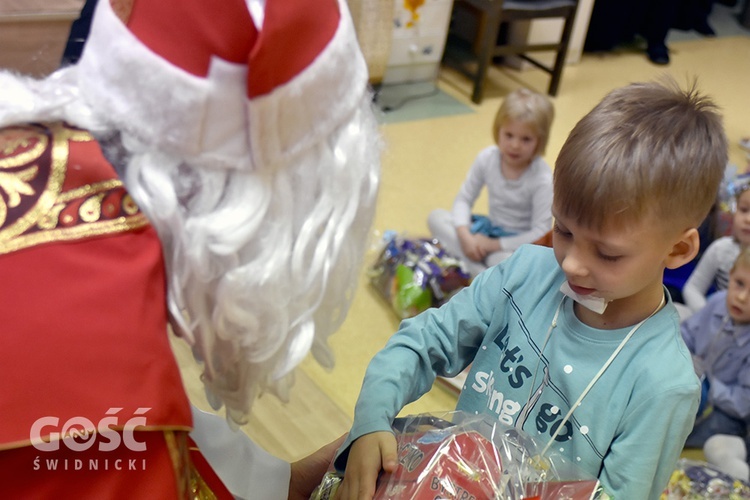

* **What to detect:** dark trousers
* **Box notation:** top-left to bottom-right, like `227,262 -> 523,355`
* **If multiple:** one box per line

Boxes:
685,406 -> 749,449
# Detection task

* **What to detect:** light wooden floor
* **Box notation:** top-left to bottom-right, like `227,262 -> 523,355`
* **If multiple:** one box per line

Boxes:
173,34 -> 750,462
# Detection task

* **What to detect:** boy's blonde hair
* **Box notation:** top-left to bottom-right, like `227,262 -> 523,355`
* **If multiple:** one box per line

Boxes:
731,247 -> 750,273
554,78 -> 727,232
492,88 -> 555,155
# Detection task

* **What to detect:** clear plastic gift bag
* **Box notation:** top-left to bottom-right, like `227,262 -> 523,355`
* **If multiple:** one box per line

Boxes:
311,411 -> 604,499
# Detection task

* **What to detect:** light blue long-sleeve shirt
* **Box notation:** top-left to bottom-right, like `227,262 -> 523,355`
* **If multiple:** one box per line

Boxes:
338,245 -> 700,500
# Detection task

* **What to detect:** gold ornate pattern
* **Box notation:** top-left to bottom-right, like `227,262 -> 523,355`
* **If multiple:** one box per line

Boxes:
0,122 -> 149,255
164,430 -> 191,499
188,461 -> 220,500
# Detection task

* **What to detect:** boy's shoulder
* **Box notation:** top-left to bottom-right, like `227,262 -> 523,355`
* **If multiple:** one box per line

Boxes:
627,304 -> 698,391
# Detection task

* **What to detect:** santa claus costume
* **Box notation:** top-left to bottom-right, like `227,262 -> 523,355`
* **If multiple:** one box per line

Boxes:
0,0 -> 381,497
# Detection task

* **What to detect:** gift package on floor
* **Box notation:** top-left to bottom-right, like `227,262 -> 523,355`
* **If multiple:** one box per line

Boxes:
661,458 -> 750,499
310,411 -> 604,499
368,232 -> 470,319
715,169 -> 750,237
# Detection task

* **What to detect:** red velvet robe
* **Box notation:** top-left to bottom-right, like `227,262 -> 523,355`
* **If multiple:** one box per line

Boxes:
0,122 -> 230,498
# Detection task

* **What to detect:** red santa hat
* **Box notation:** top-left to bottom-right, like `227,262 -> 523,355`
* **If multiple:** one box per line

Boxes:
77,0 -> 370,172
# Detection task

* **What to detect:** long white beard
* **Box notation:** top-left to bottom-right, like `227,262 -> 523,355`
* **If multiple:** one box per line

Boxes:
114,95 -> 381,426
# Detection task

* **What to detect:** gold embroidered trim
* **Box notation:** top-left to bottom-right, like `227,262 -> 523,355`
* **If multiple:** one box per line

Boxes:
58,179 -> 123,203
189,462 -> 220,500
0,122 -> 149,255
164,430 -> 190,500
0,128 -> 47,168
0,215 -> 150,255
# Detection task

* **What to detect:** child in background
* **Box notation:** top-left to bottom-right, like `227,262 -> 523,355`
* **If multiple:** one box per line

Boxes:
335,79 -> 728,500
427,88 -> 554,277
682,248 -> 750,451
682,185 -> 750,313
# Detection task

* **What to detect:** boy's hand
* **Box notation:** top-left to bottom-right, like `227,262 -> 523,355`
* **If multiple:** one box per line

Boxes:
336,431 -> 398,500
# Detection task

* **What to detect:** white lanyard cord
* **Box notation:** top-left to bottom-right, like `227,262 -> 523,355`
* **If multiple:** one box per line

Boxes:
538,293 -> 666,457
524,296 -> 565,414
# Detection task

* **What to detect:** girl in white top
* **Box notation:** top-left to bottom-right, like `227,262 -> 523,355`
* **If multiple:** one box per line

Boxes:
428,88 -> 555,277
683,186 -> 750,312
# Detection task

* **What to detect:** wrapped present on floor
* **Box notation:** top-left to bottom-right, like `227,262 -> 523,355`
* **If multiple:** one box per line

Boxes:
369,232 -> 470,318
311,411 -> 605,500
662,458 -> 750,499
715,168 -> 750,238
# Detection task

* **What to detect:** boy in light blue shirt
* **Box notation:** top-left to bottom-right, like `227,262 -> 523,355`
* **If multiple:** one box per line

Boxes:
335,79 -> 728,500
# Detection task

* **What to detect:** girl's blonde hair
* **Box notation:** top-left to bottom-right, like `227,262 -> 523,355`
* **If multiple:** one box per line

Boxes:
492,88 -> 555,155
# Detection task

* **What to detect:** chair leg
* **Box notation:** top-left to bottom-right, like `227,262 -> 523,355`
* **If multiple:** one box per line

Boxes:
472,6 -> 502,104
548,9 -> 577,96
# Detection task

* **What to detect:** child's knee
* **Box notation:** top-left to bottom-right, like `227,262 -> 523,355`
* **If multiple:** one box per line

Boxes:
705,434 -> 747,460
427,209 -> 452,236
427,209 -> 447,227
704,434 -> 750,481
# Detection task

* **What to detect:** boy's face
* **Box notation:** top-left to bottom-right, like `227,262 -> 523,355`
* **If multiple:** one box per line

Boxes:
727,265 -> 750,324
734,189 -> 750,247
551,206 -> 677,323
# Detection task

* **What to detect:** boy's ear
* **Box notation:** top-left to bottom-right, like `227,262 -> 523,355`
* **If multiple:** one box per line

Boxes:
665,228 -> 700,270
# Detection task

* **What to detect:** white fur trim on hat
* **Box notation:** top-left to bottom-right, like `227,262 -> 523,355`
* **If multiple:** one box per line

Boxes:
247,0 -> 368,170
77,0 -> 369,173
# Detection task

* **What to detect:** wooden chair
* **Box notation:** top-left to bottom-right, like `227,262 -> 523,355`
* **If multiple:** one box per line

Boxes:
443,0 -> 579,103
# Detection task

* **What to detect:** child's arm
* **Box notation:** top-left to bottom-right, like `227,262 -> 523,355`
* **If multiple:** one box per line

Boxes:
333,268 -> 501,490
599,385 -> 699,499
452,148 -> 494,258
336,432 -> 397,500
682,240 -> 722,312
